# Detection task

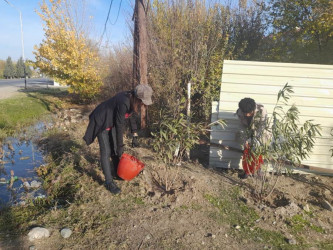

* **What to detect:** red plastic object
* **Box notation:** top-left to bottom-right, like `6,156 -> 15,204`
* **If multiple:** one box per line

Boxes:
117,153 -> 145,181
242,146 -> 263,175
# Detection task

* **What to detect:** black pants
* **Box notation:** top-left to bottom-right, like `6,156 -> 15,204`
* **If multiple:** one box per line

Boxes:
97,129 -> 120,183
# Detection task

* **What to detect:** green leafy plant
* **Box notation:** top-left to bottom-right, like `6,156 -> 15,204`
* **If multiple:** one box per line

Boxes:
151,109 -> 225,165
152,112 -> 203,165
245,83 -> 321,200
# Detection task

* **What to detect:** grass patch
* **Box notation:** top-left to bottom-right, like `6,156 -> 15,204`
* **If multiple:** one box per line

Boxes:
132,196 -> 145,205
178,203 -> 202,211
319,242 -> 333,249
205,190 -> 259,227
205,187 -> 291,249
24,88 -> 70,111
0,89 -> 68,140
286,214 -> 325,234
0,94 -> 49,135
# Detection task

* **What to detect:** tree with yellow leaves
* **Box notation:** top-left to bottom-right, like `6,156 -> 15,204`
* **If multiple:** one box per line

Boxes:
33,0 -> 102,100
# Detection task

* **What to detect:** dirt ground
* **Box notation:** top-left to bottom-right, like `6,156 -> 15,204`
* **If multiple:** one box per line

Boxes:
1,108 -> 332,250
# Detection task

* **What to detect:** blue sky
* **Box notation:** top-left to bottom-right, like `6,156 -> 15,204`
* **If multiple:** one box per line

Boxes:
0,0 -> 133,61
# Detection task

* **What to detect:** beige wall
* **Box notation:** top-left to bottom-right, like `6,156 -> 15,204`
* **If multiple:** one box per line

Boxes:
210,60 -> 333,172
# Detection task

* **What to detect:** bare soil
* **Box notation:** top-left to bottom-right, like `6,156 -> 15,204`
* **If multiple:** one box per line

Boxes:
1,108 -> 332,250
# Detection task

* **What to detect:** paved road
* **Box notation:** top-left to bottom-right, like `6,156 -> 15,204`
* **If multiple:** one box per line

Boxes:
0,78 -> 54,99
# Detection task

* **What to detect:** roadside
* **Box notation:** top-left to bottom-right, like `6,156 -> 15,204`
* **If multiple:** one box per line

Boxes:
0,90 -> 332,249
0,85 -> 22,99
0,78 -> 56,100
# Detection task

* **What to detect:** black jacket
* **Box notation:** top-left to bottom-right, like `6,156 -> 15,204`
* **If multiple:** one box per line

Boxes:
83,91 -> 137,152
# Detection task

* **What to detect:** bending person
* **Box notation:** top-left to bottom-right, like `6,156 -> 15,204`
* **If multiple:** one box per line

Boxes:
83,84 -> 153,193
236,97 -> 268,179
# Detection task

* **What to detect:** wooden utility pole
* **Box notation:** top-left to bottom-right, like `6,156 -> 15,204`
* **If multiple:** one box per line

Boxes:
133,0 -> 148,128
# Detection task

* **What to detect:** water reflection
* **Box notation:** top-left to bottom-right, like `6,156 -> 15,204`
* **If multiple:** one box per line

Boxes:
0,136 -> 45,207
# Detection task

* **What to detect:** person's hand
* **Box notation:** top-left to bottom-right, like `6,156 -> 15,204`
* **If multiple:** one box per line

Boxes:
132,136 -> 139,148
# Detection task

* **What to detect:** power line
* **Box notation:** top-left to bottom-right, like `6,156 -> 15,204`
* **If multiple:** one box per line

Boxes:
110,0 -> 122,25
99,0 -> 114,45
3,0 -> 15,9
98,0 -> 124,46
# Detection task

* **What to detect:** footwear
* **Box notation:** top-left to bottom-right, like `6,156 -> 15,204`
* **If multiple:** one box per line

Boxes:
105,181 -> 121,194
240,173 -> 249,179
113,175 -> 123,181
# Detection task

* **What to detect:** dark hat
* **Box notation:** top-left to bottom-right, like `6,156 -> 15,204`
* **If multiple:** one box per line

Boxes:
134,84 -> 153,105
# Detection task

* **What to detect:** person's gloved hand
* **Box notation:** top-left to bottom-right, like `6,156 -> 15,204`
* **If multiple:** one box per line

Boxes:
132,136 -> 139,148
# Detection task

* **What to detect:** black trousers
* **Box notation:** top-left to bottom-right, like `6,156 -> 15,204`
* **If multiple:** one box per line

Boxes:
97,129 -> 120,183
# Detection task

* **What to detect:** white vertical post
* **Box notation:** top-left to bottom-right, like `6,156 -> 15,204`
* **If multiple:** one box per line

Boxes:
5,0 -> 27,89
187,82 -> 191,118
19,11 -> 27,89
186,82 -> 191,159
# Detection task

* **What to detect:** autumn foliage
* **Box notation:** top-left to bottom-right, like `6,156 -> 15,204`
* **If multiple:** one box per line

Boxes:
33,0 -> 102,100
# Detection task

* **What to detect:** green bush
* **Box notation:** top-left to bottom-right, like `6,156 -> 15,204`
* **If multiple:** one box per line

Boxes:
152,112 -> 205,164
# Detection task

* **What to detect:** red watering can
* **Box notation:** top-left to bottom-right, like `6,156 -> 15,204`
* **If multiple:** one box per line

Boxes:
117,153 -> 145,181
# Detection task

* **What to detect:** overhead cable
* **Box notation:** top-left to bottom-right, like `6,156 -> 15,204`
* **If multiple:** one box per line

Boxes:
99,0 -> 114,45
110,0 -> 122,25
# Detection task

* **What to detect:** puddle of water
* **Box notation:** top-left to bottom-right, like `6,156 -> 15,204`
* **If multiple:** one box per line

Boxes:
0,123 -> 48,207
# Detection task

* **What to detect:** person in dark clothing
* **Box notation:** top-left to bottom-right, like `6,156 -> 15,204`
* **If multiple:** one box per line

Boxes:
236,98 -> 268,179
83,84 -> 153,194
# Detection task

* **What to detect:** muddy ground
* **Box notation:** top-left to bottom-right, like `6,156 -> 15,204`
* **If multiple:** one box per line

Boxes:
0,108 -> 332,250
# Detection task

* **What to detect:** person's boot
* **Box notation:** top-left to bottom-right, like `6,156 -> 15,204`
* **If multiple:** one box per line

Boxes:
105,181 -> 121,194
113,175 -> 123,181
240,172 -> 249,179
